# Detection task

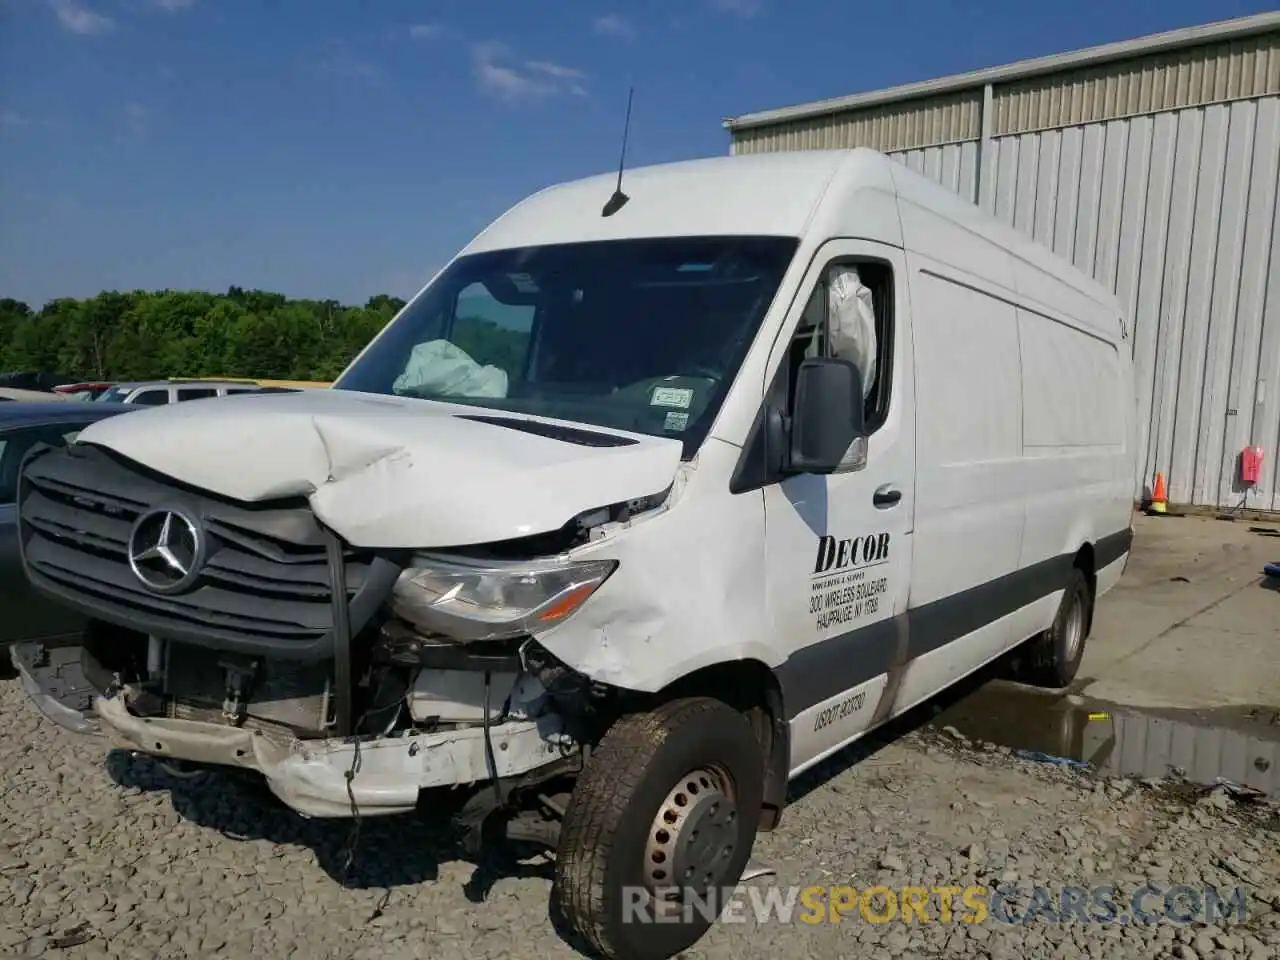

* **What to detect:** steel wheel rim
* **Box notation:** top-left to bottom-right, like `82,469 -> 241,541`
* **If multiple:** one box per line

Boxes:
642,764 -> 739,918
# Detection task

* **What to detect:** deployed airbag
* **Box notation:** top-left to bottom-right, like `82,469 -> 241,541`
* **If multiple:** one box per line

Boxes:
827,266 -> 877,398
392,340 -> 510,398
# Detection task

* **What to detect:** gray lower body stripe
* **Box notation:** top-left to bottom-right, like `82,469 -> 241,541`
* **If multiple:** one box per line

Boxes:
776,526 -> 1134,721
776,618 -> 899,723
905,553 -> 1072,663
1096,527 -> 1133,570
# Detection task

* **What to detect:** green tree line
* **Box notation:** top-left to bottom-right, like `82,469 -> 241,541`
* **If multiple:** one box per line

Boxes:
0,289 -> 408,382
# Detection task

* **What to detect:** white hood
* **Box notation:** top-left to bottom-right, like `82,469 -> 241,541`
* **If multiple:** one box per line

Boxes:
76,390 -> 684,548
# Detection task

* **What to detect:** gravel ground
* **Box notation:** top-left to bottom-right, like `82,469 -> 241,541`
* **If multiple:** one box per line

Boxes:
2,675 -> 1278,960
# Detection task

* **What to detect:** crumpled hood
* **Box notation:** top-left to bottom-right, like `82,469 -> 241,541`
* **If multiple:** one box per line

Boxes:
74,390 -> 684,548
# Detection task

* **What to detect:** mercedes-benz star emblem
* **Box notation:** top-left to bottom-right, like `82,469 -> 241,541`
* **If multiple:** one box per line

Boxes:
127,508 -> 206,594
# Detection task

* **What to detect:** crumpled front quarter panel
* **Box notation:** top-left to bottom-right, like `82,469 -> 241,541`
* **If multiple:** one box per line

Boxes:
534,438 -> 775,694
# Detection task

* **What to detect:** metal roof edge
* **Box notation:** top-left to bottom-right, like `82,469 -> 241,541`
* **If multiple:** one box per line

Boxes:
722,11 -> 1280,131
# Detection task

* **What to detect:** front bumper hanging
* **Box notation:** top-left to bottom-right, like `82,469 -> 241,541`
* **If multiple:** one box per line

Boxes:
91,695 -> 568,818
13,638 -> 570,819
9,641 -> 100,736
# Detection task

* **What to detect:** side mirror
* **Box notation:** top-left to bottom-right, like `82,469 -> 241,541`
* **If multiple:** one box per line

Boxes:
788,357 -> 867,475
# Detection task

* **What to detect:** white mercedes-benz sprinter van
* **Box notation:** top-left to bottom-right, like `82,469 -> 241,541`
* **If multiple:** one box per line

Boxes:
13,148 -> 1136,960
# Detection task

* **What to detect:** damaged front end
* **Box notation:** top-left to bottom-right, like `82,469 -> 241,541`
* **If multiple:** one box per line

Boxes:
15,440 -> 655,829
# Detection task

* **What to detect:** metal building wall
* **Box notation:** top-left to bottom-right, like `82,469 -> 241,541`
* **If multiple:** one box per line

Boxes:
728,24 -> 1280,512
983,98 -> 1280,512
1100,708 -> 1280,796
887,142 -> 981,204
730,90 -> 981,155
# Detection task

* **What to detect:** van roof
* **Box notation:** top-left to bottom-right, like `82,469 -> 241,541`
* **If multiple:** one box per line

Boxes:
465,147 -> 1122,319
465,150 -> 855,253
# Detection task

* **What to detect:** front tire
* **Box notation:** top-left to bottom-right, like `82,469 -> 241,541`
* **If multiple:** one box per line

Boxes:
552,697 -> 765,960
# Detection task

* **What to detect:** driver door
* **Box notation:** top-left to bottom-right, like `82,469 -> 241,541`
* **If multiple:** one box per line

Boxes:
761,239 -> 916,773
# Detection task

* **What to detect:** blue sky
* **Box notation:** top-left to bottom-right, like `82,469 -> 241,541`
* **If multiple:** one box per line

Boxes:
1,0 -> 1273,309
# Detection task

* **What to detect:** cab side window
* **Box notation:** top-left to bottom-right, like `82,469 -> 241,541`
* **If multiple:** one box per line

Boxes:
785,259 -> 894,434
131,390 -> 169,406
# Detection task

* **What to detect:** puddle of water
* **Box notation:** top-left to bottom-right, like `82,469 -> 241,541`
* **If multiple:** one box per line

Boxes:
930,682 -> 1280,796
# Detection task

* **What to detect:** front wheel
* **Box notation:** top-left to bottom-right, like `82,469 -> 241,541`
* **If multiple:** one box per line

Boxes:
552,697 -> 765,960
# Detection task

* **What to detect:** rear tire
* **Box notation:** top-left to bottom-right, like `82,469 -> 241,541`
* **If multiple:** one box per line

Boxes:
1022,566 -> 1092,689
552,697 -> 764,960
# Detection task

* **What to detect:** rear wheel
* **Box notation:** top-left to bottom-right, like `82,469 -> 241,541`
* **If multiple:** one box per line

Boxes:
1022,567 -> 1092,688
552,697 -> 764,960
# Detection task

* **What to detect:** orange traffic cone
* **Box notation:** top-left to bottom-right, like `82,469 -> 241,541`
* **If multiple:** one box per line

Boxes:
1148,472 -> 1168,514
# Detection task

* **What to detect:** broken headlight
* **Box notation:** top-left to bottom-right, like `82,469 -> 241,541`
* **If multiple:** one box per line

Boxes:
390,554 -> 618,642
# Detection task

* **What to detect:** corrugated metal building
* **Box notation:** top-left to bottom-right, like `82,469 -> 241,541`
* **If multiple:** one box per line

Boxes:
724,13 -> 1280,513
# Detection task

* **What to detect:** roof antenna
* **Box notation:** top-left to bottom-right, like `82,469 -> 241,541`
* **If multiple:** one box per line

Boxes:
601,86 -> 634,218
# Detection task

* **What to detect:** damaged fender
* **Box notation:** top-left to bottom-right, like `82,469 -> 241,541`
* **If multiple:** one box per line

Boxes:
533,438 -> 780,695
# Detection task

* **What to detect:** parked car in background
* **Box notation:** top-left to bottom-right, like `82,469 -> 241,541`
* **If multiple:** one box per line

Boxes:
95,379 -> 274,405
182,376 -> 333,390
0,388 -> 78,403
0,402 -> 138,712
0,372 -> 80,393
53,381 -> 115,401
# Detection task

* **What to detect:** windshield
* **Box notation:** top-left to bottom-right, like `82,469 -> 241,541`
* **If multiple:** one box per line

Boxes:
96,386 -> 132,403
334,236 -> 798,458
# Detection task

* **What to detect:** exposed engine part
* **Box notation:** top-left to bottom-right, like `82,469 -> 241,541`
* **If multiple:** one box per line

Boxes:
408,670 -> 547,725
220,658 -> 258,725
158,642 -> 335,737
355,664 -> 410,736
375,618 -> 523,669
503,807 -> 563,850
123,684 -> 166,717
520,640 -> 622,739
146,635 -> 165,681
450,756 -> 582,855
81,619 -> 146,696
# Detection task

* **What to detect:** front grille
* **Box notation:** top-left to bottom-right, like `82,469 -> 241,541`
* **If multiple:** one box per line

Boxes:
18,443 -> 402,660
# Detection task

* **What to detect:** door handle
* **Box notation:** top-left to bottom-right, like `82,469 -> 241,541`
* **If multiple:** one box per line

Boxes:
873,484 -> 902,508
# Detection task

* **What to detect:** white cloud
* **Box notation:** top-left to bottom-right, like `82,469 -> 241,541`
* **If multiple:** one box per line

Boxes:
315,42 -> 381,84
154,0 -> 195,10
472,42 -> 587,102
711,0 -> 762,17
0,110 -> 32,130
123,102 -> 148,136
526,61 -> 586,82
408,23 -> 442,40
47,0 -> 114,34
593,14 -> 636,40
